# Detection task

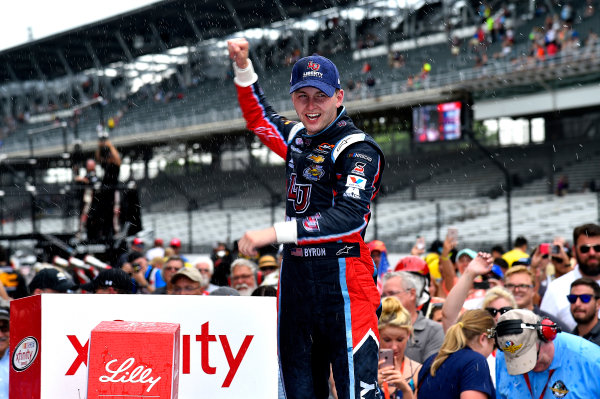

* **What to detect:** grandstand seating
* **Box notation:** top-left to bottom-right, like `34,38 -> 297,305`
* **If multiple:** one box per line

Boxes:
1,0 -> 600,258
3,191 -> 596,253
2,0 -> 599,155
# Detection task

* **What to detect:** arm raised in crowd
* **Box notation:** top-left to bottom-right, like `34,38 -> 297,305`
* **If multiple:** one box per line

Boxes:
439,235 -> 457,295
441,252 -> 493,333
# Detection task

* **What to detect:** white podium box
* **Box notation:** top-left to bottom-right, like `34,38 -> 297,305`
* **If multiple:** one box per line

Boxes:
10,294 -> 277,399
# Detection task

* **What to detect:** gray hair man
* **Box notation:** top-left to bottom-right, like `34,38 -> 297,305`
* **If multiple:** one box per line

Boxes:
230,259 -> 258,296
382,271 -> 445,363
196,256 -> 219,293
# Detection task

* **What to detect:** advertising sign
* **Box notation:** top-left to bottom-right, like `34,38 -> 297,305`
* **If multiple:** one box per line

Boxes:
10,294 -> 277,399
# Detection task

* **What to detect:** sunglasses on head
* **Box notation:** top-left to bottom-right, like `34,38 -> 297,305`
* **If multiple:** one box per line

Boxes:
567,294 -> 599,304
485,306 -> 513,317
579,244 -> 600,254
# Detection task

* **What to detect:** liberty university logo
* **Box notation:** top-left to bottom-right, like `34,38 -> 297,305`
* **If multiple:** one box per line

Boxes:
287,173 -> 311,213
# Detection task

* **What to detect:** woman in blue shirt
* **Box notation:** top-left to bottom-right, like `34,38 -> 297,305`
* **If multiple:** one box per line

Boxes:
417,309 -> 496,399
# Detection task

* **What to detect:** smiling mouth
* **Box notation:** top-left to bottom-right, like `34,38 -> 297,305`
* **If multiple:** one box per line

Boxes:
306,113 -> 320,121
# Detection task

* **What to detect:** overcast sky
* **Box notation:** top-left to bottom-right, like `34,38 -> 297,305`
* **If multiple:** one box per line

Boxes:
0,0 -> 159,51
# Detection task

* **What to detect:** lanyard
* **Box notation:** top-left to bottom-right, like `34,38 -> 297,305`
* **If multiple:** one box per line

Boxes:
523,369 -> 555,399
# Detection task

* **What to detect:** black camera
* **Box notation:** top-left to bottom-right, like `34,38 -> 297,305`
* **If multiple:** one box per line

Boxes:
100,145 -> 111,158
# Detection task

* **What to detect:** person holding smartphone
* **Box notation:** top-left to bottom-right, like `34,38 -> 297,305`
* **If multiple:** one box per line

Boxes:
378,296 -> 421,399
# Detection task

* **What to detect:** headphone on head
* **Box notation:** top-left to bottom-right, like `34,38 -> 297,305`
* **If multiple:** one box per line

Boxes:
493,317 -> 561,348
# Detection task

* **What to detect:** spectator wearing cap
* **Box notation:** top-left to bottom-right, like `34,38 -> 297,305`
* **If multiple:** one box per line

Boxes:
115,237 -> 145,269
195,257 -> 219,293
170,267 -> 207,295
368,240 -> 391,293
438,230 -> 466,296
569,277 -> 600,346
230,259 -> 258,296
154,256 -> 184,295
0,306 -> 9,397
169,238 -> 189,263
382,271 -> 444,364
367,240 -> 387,270
501,236 -> 530,268
146,238 -> 165,261
495,309 -> 600,398
393,256 -> 432,313
81,268 -> 133,294
28,268 -> 76,294
541,223 -> 600,331
440,247 -> 489,302
122,252 -> 152,293
258,254 -> 279,277
210,287 -> 240,296
257,254 -> 280,288
504,266 -> 569,332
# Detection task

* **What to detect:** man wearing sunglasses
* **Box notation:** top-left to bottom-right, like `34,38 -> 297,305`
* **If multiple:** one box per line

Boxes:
569,277 -> 600,346
541,223 -> 600,330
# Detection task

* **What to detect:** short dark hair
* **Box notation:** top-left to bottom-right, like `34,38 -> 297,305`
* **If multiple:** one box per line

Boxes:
165,256 -> 184,266
573,223 -> 600,247
491,245 -> 505,254
251,285 -> 277,297
571,277 -> 600,298
514,236 -> 528,248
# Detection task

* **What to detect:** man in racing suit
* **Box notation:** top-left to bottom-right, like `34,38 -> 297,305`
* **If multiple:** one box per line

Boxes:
229,38 -> 384,399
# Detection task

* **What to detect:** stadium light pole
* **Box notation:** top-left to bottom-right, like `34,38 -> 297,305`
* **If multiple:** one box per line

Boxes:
463,128 -> 512,249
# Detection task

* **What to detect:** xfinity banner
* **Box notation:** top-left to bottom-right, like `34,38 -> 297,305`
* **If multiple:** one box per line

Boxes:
10,294 -> 277,399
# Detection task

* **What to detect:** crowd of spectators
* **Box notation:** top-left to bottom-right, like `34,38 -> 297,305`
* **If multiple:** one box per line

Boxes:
1,220 -> 600,397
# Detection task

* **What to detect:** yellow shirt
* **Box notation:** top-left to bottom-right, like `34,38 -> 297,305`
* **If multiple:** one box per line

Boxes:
502,248 -> 530,267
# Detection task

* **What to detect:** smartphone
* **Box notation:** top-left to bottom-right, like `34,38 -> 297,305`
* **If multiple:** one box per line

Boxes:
379,349 -> 394,368
551,245 -> 561,255
416,236 -> 425,250
446,227 -> 458,241
539,243 -> 551,256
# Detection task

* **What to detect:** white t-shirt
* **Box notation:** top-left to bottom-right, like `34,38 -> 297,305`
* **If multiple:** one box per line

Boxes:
540,266 -> 600,331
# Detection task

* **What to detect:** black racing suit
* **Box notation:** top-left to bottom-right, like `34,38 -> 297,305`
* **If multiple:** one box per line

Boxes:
234,65 -> 384,399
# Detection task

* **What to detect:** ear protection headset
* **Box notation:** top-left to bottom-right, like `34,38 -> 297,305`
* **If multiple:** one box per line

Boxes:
492,317 -> 561,349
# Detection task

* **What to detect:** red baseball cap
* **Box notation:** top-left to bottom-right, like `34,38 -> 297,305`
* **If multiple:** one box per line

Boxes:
393,256 -> 429,275
154,238 -> 164,246
170,238 -> 181,248
367,240 -> 387,254
132,237 -> 144,247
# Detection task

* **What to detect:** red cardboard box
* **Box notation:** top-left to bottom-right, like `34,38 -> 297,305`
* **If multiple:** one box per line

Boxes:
87,320 -> 180,399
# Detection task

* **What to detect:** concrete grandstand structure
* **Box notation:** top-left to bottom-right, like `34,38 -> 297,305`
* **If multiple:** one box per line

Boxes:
0,0 -> 599,256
